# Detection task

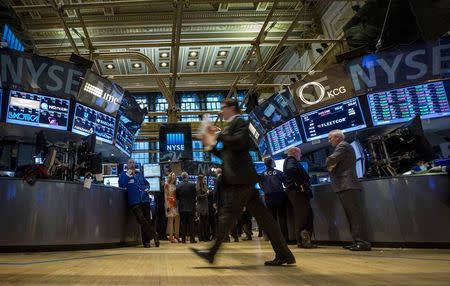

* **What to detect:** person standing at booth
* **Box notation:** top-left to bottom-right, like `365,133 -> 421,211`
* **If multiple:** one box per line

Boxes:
326,129 -> 371,251
165,172 -> 181,243
119,159 -> 159,248
191,98 -> 295,266
176,172 -> 197,243
283,147 -> 314,248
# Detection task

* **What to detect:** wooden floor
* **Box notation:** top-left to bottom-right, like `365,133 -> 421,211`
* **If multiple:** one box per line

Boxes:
1,240 -> 450,286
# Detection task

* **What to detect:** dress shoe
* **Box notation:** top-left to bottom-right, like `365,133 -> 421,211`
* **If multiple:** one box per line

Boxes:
343,243 -> 357,249
143,243 -> 150,248
154,240 -> 160,247
264,256 -> 296,266
190,248 -> 214,264
349,243 -> 371,251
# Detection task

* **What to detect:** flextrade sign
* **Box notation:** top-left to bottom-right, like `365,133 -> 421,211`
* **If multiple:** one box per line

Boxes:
290,64 -> 354,111
347,42 -> 450,94
166,133 -> 185,151
0,49 -> 85,100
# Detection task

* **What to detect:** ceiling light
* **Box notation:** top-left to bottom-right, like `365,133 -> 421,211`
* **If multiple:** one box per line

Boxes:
106,64 -> 115,69
243,60 -> 251,65
251,50 -> 256,55
160,62 -> 168,67
189,51 -> 198,57
160,52 -> 169,58
215,60 -> 224,65
188,61 -> 196,66
218,51 -> 227,56
132,63 -> 141,68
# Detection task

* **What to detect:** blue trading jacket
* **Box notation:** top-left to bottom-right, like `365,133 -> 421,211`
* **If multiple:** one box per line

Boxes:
119,170 -> 150,206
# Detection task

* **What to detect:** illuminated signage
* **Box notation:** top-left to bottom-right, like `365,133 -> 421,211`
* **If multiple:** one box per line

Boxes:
2,24 -> 24,52
166,133 -> 185,151
72,103 -> 116,144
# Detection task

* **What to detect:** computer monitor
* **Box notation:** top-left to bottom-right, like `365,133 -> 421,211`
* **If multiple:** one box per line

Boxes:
266,117 -> 303,155
143,163 -> 161,177
146,177 -> 161,192
104,176 -> 119,188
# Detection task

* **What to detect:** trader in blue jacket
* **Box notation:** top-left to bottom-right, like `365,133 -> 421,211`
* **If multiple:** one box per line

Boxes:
119,158 -> 159,247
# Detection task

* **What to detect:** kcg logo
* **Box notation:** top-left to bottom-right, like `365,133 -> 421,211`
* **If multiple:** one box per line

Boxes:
296,76 -> 347,105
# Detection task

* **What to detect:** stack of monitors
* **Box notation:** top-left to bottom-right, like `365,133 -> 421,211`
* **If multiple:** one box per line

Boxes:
266,117 -> 303,155
300,97 -> 367,142
367,81 -> 450,126
6,90 -> 70,130
72,103 -> 116,144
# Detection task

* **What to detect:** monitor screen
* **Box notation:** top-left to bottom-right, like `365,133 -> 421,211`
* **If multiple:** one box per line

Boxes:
253,161 -> 267,174
77,70 -> 124,116
266,117 -> 303,155
257,137 -> 269,157
114,119 -> 134,156
103,176 -> 119,188
300,97 -> 367,142
248,111 -> 266,143
207,176 -> 216,189
146,177 -> 161,192
143,163 -> 161,177
252,89 -> 297,130
72,103 -> 116,144
367,81 -> 450,126
6,90 -> 70,130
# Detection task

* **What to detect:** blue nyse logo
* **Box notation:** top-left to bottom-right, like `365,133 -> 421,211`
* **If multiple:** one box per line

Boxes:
166,133 -> 185,151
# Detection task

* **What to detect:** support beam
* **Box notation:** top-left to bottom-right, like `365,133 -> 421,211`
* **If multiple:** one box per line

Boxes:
51,0 -> 80,55
169,0 -> 184,106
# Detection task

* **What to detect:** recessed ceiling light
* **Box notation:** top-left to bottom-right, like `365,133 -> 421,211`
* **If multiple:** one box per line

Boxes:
243,60 -> 251,65
188,61 -> 196,66
106,64 -> 115,69
218,51 -> 227,56
132,63 -> 141,68
215,60 -> 224,65
160,62 -> 168,67
160,52 -> 169,58
189,51 -> 198,57
251,50 -> 256,55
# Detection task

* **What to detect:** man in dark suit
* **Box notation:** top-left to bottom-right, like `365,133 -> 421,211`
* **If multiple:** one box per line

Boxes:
283,147 -> 314,248
176,172 -> 198,243
326,129 -> 371,251
191,99 -> 295,266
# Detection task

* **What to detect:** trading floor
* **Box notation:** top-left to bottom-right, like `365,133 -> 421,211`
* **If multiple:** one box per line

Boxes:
1,241 -> 449,286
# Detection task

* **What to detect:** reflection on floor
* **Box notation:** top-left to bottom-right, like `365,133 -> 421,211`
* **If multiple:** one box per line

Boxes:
1,240 -> 450,286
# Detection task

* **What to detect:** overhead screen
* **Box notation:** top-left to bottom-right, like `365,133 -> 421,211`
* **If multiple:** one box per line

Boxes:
72,103 -> 116,144
266,117 -> 303,155
6,90 -> 70,130
143,163 -> 161,177
114,120 -> 134,156
367,81 -> 450,126
77,70 -> 124,116
300,97 -> 367,142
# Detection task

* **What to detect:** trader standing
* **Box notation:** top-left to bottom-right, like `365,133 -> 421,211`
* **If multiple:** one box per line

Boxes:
119,158 -> 159,247
191,99 -> 295,266
176,172 -> 198,243
326,129 -> 371,251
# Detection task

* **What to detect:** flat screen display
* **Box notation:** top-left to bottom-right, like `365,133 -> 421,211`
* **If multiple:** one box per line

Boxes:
207,176 -> 216,190
6,90 -> 70,130
257,137 -> 269,157
367,81 -> 450,126
146,177 -> 161,192
266,117 -> 303,155
254,161 -> 266,174
252,89 -> 297,130
143,163 -> 161,177
300,97 -> 367,142
77,70 -> 124,116
72,103 -> 116,144
104,176 -> 119,188
248,111 -> 266,143
114,119 -> 134,156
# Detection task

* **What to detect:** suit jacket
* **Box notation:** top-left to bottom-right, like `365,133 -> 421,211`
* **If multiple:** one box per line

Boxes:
176,181 -> 197,213
283,156 -> 311,195
326,141 -> 362,192
210,116 -> 259,186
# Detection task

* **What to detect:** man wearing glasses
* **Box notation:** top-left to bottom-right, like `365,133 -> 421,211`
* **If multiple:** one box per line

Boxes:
191,99 -> 295,266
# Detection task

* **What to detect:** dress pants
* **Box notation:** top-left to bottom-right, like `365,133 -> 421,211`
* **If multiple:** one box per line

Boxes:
287,191 -> 310,245
180,211 -> 195,242
267,203 -> 288,242
210,184 -> 293,259
131,203 -> 157,245
337,189 -> 370,245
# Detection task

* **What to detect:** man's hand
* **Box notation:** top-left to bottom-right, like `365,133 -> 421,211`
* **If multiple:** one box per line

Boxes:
300,185 -> 305,192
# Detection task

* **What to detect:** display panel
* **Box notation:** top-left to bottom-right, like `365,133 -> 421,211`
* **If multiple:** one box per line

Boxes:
6,90 -> 70,130
253,161 -> 266,174
143,164 -> 161,177
77,70 -> 124,116
266,117 -> 303,155
72,103 -> 116,144
367,81 -> 450,126
114,118 -> 134,156
252,89 -> 297,130
146,177 -> 161,192
104,177 -> 119,188
248,112 -> 266,143
300,97 -> 367,142
207,176 -> 216,190
257,137 -> 269,157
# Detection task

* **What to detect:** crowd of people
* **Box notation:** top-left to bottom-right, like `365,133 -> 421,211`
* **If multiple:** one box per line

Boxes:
119,98 -> 372,266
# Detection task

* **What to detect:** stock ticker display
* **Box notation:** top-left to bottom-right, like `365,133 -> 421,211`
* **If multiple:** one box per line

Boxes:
300,97 -> 367,141
6,90 -> 70,130
367,81 -> 450,126
72,103 -> 116,144
114,119 -> 134,156
266,117 -> 303,155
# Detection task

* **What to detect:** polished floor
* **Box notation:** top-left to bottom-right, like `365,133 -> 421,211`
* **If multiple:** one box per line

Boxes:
1,240 -> 450,286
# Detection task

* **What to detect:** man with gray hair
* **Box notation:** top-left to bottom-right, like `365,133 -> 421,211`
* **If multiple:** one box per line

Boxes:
326,129 -> 371,251
176,172 -> 197,243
